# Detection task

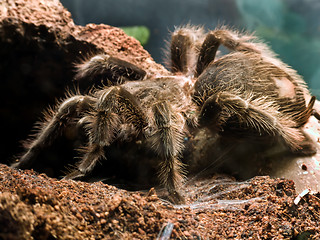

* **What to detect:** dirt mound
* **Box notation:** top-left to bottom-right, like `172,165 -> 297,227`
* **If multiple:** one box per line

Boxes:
1,164 -> 319,239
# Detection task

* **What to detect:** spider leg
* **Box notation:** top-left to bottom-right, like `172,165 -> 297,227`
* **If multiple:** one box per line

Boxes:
65,86 -> 147,179
199,92 -> 316,155
196,28 -> 266,76
75,54 -> 146,85
12,95 -> 96,169
293,96 -> 316,127
196,31 -> 220,76
170,26 -> 204,75
313,108 -> 320,121
207,29 -> 264,54
150,101 -> 186,204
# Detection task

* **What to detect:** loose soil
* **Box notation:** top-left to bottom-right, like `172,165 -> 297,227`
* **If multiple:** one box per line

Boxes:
1,164 -> 320,239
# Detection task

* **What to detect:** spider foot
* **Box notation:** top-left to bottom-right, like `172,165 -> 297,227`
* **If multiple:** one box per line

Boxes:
11,149 -> 37,170
11,161 -> 20,169
313,109 -> 320,121
168,190 -> 185,205
63,169 -> 86,180
292,141 -> 317,156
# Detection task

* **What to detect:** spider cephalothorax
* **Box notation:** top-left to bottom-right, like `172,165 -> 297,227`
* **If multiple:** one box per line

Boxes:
12,26 -> 317,204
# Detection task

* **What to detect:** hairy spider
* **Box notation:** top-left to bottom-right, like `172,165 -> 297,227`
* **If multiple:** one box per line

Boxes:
12,26 -> 317,204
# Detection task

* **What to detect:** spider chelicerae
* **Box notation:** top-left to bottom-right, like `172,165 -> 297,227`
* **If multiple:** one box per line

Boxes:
12,26 -> 318,204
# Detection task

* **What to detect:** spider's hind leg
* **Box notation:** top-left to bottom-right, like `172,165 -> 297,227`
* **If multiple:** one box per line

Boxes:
196,31 -> 220,76
12,95 -> 96,169
207,28 -> 264,54
196,28 -> 265,76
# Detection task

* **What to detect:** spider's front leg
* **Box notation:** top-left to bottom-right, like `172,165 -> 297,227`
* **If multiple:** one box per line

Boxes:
65,86 -> 147,179
199,92 -> 316,155
170,26 -> 204,75
12,95 -> 96,169
150,101 -> 186,204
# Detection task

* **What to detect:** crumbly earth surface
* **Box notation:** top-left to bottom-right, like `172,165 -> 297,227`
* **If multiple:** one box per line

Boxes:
0,164 -> 320,239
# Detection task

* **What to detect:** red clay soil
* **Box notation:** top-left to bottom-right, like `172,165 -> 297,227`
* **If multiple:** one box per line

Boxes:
1,164 -> 320,239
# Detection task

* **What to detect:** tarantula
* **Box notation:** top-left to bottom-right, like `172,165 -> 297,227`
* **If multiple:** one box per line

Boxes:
12,26 -> 317,204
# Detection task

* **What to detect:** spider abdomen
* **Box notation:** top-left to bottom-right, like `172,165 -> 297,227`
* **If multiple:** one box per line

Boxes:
194,51 -> 312,126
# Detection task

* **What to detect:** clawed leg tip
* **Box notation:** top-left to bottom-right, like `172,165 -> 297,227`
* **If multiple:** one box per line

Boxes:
63,170 -> 85,180
168,190 -> 186,205
10,160 -> 29,170
10,162 -> 19,169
